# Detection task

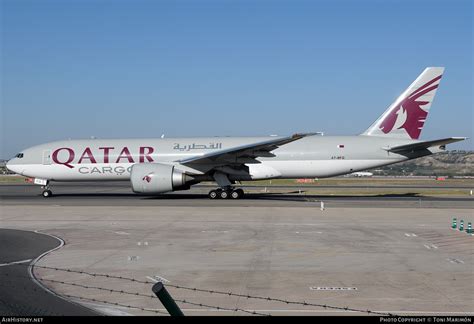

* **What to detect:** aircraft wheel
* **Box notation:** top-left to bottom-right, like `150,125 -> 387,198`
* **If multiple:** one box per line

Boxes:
42,190 -> 53,198
236,189 -> 244,198
219,190 -> 230,199
208,190 -> 218,199
230,189 -> 243,199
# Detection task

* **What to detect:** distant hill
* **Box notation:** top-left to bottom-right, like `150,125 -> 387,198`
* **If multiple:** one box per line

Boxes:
376,151 -> 474,177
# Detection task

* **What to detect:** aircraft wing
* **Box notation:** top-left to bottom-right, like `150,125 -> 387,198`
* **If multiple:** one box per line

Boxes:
177,133 -> 315,165
384,137 -> 467,154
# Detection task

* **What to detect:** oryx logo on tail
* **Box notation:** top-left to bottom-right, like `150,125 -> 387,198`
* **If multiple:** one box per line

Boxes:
362,67 -> 444,140
379,75 -> 441,139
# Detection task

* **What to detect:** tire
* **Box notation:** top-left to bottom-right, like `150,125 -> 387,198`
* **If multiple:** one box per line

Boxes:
230,190 -> 241,199
42,190 -> 52,198
219,190 -> 229,199
209,190 -> 218,199
235,189 -> 244,198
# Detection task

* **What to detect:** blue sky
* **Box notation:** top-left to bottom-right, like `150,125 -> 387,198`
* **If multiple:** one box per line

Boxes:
1,0 -> 472,158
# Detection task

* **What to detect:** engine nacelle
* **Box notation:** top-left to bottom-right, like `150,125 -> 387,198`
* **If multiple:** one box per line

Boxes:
130,163 -> 189,194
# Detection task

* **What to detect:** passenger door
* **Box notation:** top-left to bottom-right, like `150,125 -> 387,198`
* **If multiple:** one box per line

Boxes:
42,150 -> 51,165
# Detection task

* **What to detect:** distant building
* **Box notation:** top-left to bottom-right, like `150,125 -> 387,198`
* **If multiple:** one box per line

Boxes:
295,178 -> 315,183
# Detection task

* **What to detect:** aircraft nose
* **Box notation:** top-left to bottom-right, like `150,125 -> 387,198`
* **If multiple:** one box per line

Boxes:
6,159 -> 20,174
6,159 -> 13,171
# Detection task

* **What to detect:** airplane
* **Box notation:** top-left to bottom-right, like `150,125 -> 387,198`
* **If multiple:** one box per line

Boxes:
6,67 -> 466,199
348,172 -> 373,177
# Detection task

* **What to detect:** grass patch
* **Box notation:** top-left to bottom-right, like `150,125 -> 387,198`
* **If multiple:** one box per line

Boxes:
0,175 -> 28,183
244,187 -> 473,196
239,178 -> 474,187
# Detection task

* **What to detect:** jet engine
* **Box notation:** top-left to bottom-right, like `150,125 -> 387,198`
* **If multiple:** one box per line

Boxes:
130,163 -> 192,193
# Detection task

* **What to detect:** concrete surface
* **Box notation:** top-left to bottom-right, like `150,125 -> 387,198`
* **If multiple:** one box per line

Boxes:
1,198 -> 473,316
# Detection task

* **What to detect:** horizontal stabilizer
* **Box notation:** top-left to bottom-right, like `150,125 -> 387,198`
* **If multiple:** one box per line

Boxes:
383,137 -> 467,154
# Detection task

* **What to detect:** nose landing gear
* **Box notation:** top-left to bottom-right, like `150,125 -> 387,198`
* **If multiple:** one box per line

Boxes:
41,182 -> 53,198
42,189 -> 53,198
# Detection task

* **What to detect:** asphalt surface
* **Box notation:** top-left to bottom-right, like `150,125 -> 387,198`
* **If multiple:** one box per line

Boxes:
0,182 -> 473,209
0,229 -> 98,316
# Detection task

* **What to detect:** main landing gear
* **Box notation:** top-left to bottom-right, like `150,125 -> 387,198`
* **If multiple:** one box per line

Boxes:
209,172 -> 244,199
208,188 -> 244,199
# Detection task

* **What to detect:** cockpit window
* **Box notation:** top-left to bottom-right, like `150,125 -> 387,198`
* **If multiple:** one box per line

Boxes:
15,153 -> 24,158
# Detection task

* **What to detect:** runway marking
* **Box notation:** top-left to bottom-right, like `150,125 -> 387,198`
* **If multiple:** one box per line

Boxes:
146,275 -> 170,283
447,258 -> 464,264
114,231 -> 130,235
423,244 -> 437,250
405,233 -> 417,237
78,301 -> 133,316
275,223 -> 321,226
201,230 -> 229,233
310,287 -> 357,291
295,231 -> 323,234
0,258 -> 32,267
127,256 -> 140,261
29,230 -> 102,315
137,241 -> 148,246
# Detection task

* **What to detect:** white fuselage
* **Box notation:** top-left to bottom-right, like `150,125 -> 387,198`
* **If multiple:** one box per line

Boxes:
6,135 -> 427,182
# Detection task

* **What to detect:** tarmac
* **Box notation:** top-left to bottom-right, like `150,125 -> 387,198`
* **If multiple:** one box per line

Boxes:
0,229 -> 98,316
0,183 -> 473,316
1,182 -> 473,209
